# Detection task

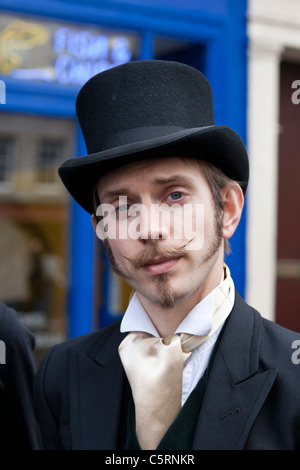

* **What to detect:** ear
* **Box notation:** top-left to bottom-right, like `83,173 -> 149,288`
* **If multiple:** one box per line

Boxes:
222,183 -> 244,241
91,214 -> 97,233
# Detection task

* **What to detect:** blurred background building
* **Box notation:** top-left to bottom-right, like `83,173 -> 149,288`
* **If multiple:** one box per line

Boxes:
0,0 -> 298,364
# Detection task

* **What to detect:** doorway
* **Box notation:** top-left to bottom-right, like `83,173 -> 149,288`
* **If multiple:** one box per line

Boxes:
276,59 -> 300,332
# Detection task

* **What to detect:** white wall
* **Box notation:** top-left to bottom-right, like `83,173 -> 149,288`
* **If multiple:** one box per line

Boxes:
246,0 -> 300,320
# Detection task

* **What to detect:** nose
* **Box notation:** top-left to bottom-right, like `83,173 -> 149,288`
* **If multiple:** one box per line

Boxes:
137,204 -> 170,241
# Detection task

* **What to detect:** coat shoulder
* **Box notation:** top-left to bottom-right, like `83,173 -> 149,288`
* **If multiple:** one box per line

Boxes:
0,302 -> 35,350
240,301 -> 300,449
234,291 -> 300,349
39,318 -> 122,368
259,314 -> 300,373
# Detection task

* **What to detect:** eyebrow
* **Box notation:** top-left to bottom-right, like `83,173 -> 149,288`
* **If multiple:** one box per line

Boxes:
100,174 -> 195,201
150,174 -> 194,186
100,188 -> 132,201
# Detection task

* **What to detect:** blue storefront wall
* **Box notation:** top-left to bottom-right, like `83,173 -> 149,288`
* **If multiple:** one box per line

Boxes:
0,0 -> 248,337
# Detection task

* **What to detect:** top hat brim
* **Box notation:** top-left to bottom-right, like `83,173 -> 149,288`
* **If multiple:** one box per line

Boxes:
59,124 -> 249,214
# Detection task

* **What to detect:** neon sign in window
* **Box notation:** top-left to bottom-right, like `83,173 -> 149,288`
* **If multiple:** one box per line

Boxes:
0,15 -> 140,86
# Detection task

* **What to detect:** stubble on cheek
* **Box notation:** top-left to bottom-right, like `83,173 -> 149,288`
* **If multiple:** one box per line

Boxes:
103,239 -> 127,277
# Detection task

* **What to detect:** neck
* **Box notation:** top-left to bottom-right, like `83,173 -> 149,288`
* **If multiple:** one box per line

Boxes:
136,250 -> 225,338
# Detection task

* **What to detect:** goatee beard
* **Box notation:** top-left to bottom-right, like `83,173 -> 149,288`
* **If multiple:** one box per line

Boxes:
155,273 -> 176,309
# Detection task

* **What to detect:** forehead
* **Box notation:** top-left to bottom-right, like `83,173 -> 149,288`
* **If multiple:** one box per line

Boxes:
96,156 -> 204,195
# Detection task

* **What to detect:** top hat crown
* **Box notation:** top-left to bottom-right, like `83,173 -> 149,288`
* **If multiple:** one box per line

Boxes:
59,60 -> 248,213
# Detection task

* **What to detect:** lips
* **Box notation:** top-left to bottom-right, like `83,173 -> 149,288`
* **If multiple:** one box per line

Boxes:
142,256 -> 181,274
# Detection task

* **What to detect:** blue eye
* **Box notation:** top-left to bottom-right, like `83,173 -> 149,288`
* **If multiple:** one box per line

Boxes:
169,191 -> 183,201
117,204 -> 130,212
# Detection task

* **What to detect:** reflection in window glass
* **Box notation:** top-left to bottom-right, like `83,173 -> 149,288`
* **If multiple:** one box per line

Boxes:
0,137 -> 13,183
37,138 -> 64,183
0,114 -> 73,365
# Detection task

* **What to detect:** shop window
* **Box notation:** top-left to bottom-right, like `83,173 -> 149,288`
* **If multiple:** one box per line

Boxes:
0,136 -> 14,184
0,113 -> 74,365
37,138 -> 64,184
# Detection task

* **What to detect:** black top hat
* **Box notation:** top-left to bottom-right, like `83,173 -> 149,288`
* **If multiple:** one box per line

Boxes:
59,60 -> 249,214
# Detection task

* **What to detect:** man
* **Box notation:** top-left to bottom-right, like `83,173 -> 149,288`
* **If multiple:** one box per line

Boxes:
34,60 -> 300,450
0,302 -> 41,449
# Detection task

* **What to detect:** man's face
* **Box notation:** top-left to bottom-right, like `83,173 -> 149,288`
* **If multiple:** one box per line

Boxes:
94,157 -> 225,310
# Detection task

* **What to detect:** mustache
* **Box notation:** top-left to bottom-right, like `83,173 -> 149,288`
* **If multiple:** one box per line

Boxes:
120,239 -> 193,269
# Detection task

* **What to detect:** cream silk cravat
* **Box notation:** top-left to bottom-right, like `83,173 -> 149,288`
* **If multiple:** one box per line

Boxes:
118,264 -> 235,450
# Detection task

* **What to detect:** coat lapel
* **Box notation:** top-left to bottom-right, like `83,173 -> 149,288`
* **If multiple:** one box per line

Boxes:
68,323 -> 127,450
66,292 -> 278,450
192,292 -> 278,450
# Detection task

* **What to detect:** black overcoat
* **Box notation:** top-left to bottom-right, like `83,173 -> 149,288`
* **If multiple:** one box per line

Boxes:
0,302 -> 41,449
34,292 -> 300,450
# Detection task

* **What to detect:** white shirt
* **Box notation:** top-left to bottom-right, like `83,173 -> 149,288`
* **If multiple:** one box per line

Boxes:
120,289 -> 225,406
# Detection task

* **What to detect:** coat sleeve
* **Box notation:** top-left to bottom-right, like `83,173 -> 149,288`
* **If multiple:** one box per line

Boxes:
34,343 -> 71,449
0,303 -> 42,449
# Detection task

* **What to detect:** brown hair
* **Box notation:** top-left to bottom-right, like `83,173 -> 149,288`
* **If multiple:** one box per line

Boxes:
193,160 -> 236,255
